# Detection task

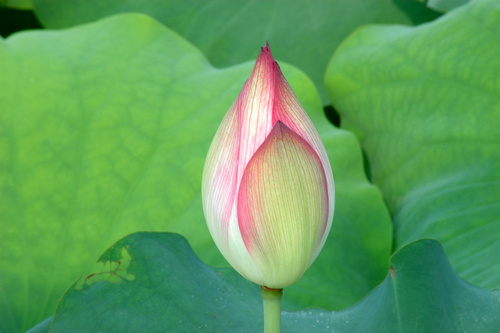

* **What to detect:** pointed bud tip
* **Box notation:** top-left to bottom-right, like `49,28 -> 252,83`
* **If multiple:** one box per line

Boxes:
262,41 -> 271,52
259,42 -> 275,64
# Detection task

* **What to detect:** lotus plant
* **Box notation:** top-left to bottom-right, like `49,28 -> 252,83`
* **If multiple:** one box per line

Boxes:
202,43 -> 334,332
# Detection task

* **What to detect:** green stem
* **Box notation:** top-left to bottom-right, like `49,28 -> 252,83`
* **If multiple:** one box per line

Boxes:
260,286 -> 283,333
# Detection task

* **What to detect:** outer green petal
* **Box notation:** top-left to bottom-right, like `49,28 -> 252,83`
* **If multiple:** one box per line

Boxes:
237,121 -> 328,288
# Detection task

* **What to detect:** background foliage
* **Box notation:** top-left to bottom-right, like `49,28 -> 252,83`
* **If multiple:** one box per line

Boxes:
0,0 -> 498,332
32,0 -> 440,103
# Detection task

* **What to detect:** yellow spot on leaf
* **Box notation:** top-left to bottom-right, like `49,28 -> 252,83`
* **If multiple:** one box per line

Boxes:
75,247 -> 135,290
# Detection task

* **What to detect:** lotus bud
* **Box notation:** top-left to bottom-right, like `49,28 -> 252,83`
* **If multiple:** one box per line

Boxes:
202,43 -> 334,289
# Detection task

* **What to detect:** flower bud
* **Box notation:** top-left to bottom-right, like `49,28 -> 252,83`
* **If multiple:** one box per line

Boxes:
202,43 -> 334,288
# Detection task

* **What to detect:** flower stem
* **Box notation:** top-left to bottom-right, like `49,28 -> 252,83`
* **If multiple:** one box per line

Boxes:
260,286 -> 283,333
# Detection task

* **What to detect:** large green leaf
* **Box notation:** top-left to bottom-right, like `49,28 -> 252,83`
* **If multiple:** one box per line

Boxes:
0,13 -> 391,332
44,232 -> 500,332
32,0 -> 440,103
415,0 -> 470,12
25,317 -> 51,333
325,0 -> 500,289
0,0 -> 32,10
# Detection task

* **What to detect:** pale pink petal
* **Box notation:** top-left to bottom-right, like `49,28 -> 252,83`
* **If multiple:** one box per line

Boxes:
272,62 -> 335,260
237,121 -> 329,288
235,43 -> 275,184
202,101 -> 242,252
